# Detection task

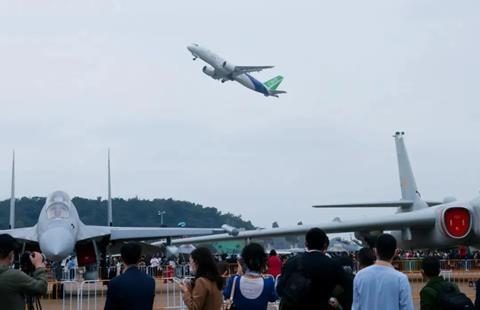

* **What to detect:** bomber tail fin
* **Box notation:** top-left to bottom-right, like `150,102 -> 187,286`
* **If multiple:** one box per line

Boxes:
9,151 -> 15,229
394,132 -> 419,200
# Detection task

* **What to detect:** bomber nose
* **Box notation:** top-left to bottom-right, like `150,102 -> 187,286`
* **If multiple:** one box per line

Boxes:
39,227 -> 75,261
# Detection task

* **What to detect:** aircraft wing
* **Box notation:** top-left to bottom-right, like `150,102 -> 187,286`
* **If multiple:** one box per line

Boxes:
0,225 -> 38,243
172,208 -> 436,244
234,66 -> 274,75
313,200 -> 442,208
77,225 -> 225,242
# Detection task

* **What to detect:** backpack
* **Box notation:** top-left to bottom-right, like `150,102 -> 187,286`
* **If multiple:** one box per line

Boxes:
435,282 -> 474,310
279,255 -> 311,310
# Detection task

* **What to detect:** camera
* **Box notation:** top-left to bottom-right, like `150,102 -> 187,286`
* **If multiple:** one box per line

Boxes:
20,251 -> 45,275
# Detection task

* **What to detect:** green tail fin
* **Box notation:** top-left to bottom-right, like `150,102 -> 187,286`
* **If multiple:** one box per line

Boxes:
263,75 -> 284,91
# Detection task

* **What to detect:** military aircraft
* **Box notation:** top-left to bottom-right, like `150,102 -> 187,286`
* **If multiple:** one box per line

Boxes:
0,151 -> 234,278
187,43 -> 286,97
172,132 -> 479,249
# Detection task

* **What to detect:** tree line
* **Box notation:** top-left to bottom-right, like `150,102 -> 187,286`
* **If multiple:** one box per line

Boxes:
0,197 -> 255,230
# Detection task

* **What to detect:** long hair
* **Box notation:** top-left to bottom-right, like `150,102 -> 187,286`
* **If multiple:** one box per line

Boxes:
190,247 -> 224,290
241,243 -> 267,272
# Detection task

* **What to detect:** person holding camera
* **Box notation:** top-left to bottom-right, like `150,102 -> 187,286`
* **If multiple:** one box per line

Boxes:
0,234 -> 48,310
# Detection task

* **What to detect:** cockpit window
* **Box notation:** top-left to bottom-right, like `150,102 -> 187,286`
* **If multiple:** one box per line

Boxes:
46,202 -> 70,219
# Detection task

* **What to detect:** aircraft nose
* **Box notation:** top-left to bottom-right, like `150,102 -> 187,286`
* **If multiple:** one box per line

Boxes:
39,227 -> 75,261
187,43 -> 199,52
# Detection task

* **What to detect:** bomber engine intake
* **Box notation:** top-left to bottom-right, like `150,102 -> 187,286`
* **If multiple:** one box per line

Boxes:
441,206 -> 472,239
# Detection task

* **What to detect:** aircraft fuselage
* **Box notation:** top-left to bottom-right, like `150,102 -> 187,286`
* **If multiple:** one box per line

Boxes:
187,44 -> 273,96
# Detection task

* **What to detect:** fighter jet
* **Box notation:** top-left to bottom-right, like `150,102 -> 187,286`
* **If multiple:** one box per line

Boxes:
0,152 -> 234,278
187,43 -> 286,97
172,132 -> 480,249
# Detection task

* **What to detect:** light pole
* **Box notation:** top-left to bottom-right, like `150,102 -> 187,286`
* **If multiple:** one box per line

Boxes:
158,211 -> 166,227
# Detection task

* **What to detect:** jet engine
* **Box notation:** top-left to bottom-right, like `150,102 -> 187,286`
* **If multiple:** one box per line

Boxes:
202,66 -> 216,79
221,224 -> 239,236
441,206 -> 472,239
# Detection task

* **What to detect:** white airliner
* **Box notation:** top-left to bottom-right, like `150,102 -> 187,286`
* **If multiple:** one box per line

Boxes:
187,43 -> 286,97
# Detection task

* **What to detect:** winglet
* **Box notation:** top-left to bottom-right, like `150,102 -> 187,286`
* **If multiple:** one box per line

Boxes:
9,150 -> 15,229
107,149 -> 113,226
394,132 -> 419,200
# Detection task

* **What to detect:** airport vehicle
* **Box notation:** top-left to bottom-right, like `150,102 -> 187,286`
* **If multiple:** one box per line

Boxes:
0,152 -> 234,277
172,132 -> 480,249
187,43 -> 286,97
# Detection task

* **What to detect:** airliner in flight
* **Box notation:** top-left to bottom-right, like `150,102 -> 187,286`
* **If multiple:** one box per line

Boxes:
187,43 -> 286,97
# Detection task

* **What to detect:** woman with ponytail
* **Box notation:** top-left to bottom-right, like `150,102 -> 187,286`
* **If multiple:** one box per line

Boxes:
223,243 -> 277,310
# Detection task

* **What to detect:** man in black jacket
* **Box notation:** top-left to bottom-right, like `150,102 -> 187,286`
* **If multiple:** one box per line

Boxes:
277,228 -> 353,310
105,243 -> 155,310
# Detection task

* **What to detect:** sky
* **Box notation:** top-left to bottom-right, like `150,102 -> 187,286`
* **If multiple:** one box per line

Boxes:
0,1 -> 479,228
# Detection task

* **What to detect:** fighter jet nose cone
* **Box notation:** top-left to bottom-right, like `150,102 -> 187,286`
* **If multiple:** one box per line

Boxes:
39,227 -> 75,261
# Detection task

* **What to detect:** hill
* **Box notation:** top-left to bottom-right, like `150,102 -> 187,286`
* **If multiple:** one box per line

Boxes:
0,197 -> 255,230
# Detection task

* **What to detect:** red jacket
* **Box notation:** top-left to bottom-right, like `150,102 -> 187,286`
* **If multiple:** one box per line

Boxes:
267,255 -> 282,277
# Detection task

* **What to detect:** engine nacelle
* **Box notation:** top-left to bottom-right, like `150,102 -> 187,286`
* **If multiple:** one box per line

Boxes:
221,61 -> 235,73
202,65 -> 216,79
441,206 -> 472,239
221,224 -> 239,236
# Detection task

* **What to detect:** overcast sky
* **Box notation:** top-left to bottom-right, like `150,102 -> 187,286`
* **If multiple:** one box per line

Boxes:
0,1 -> 479,228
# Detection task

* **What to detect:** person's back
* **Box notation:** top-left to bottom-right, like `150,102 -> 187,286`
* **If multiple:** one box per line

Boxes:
352,234 -> 413,310
278,251 -> 352,309
420,256 -> 473,310
353,264 -> 411,310
223,243 -> 277,310
277,228 -> 352,310
105,243 -> 155,310
266,250 -> 282,278
105,266 -> 155,310
224,274 -> 277,310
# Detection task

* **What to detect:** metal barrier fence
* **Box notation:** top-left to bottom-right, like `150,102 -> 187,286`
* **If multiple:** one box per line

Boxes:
45,265 -> 192,282
394,259 -> 480,272
37,267 -> 480,309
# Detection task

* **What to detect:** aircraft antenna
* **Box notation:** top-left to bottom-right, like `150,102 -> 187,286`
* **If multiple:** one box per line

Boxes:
9,150 -> 15,229
107,149 -> 113,226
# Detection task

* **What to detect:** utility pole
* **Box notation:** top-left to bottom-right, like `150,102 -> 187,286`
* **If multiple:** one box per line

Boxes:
158,211 -> 166,227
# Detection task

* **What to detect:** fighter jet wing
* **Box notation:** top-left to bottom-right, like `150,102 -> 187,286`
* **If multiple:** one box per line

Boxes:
234,66 -> 274,75
0,225 -> 38,243
172,208 -> 436,244
77,225 -> 225,242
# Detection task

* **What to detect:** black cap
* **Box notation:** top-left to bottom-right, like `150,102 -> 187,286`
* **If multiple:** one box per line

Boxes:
0,234 -> 19,255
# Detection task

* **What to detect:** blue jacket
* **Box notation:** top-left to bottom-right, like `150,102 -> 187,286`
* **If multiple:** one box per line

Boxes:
105,266 -> 155,310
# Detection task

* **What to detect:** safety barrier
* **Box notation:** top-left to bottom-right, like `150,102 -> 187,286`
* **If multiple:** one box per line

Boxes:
395,259 -> 480,273
39,271 -> 480,309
